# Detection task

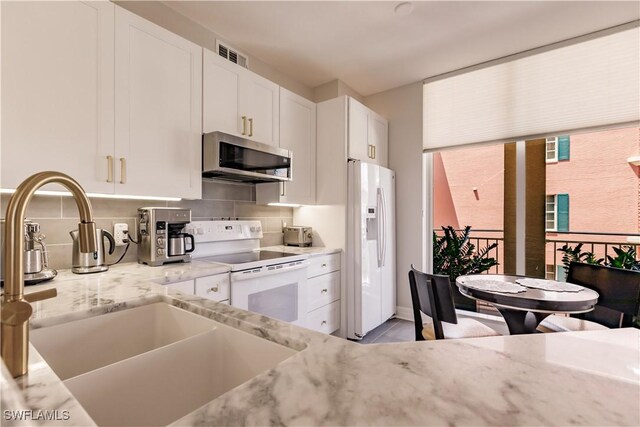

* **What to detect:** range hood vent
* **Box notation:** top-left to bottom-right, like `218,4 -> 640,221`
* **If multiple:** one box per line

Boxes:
216,41 -> 248,68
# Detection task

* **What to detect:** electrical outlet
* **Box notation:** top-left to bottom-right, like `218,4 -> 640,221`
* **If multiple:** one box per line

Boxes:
113,223 -> 129,246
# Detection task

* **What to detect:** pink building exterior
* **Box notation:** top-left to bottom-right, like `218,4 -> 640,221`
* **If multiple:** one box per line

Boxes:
434,127 -> 640,277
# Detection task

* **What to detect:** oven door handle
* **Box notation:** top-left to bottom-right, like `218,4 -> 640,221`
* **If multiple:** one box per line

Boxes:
230,261 -> 309,281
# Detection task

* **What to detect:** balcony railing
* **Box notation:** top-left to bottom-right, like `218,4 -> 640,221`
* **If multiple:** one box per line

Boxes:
434,229 -> 639,279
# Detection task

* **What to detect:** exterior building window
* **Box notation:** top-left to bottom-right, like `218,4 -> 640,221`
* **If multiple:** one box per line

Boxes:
546,193 -> 570,232
546,135 -> 571,163
546,137 -> 558,162
545,264 -> 555,280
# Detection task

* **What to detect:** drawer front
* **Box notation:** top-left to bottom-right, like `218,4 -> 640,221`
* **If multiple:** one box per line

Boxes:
305,300 -> 340,334
308,253 -> 340,278
195,274 -> 230,302
307,271 -> 340,312
165,280 -> 195,294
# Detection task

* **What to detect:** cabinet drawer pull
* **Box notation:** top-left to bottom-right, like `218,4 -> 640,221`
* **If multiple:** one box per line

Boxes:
207,286 -> 219,293
248,117 -> 254,137
280,182 -> 285,196
372,145 -> 376,159
106,156 -> 114,183
321,263 -> 327,267
119,158 -> 127,184
321,320 -> 327,326
321,288 -> 328,294
241,116 -> 247,135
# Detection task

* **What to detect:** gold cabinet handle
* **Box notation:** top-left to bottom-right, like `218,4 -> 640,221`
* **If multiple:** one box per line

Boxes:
372,145 -> 376,159
321,288 -> 328,294
280,182 -> 285,197
119,158 -> 126,184
207,286 -> 219,293
241,116 -> 247,135
106,156 -> 114,183
248,118 -> 253,137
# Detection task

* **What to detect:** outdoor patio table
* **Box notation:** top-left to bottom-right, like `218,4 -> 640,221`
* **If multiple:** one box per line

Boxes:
456,274 -> 599,334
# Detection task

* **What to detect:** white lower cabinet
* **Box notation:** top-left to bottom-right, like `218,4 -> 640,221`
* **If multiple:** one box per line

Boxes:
305,254 -> 341,334
164,273 -> 230,304
195,274 -> 230,303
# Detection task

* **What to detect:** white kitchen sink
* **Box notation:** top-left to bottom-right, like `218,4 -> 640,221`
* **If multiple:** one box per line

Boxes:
30,302 -> 298,426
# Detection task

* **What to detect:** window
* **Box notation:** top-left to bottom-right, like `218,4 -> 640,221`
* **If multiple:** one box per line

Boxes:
546,136 -> 571,163
546,194 -> 570,232
545,264 -> 555,280
546,137 -> 558,163
546,195 -> 557,230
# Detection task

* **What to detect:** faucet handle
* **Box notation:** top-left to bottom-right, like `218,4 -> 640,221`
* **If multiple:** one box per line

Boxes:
23,288 -> 57,304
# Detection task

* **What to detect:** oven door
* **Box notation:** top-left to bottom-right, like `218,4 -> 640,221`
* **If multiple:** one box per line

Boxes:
230,261 -> 308,325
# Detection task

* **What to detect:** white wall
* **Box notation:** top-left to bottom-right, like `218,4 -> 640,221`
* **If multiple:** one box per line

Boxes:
364,82 -> 424,318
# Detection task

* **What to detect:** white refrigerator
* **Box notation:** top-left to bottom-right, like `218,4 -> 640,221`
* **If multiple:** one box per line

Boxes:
347,160 -> 396,340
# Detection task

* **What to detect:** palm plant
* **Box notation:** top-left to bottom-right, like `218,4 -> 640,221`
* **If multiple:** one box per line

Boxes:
557,243 -> 639,273
433,226 -> 499,282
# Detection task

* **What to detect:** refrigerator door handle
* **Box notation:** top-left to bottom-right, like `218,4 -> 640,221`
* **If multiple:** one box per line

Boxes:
380,187 -> 387,267
376,188 -> 383,267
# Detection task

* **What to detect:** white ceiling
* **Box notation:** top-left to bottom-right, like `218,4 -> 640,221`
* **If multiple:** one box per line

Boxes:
163,1 -> 640,96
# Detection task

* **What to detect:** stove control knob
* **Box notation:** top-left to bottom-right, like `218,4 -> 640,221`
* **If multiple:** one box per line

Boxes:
157,237 -> 165,248
197,227 -> 204,235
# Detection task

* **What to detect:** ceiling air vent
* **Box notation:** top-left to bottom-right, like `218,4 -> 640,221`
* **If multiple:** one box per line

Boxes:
216,41 -> 248,68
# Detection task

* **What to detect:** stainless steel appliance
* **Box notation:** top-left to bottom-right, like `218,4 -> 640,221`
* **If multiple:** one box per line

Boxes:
186,220 -> 309,325
70,228 -> 115,274
0,220 -> 57,286
137,207 -> 193,266
284,226 -> 313,247
202,131 -> 293,183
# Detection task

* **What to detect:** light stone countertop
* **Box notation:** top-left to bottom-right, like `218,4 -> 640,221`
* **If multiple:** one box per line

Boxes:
261,245 -> 341,257
1,261 -> 639,426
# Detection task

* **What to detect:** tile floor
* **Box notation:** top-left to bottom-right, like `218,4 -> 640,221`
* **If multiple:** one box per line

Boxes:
355,314 -> 510,344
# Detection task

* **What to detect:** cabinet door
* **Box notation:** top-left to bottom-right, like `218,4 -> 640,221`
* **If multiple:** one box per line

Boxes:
115,6 -> 202,199
347,98 -> 369,162
239,72 -> 280,146
1,0 -> 115,193
165,280 -> 195,295
368,113 -> 388,167
256,88 -> 315,205
203,49 -> 242,136
195,273 -> 230,302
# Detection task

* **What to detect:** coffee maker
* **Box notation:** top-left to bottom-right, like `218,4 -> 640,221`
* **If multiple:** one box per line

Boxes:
137,207 -> 194,266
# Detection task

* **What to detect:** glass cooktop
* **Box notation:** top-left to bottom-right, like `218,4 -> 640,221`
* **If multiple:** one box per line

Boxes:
202,250 -> 298,265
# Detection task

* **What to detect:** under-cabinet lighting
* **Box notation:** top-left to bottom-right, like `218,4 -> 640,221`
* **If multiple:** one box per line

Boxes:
267,202 -> 301,207
0,188 -> 181,201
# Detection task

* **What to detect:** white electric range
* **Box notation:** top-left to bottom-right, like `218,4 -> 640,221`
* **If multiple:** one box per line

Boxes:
185,220 -> 309,325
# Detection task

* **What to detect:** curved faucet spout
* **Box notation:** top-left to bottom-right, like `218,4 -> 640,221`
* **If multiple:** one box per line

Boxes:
1,171 -> 98,377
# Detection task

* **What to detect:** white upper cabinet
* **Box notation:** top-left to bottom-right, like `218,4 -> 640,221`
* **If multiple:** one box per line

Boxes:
1,0 -> 115,193
1,2 -> 202,199
203,50 -> 279,146
256,88 -> 316,205
115,6 -> 202,199
347,98 -> 388,167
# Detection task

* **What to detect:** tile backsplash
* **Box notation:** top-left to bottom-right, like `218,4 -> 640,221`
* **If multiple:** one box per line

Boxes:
1,180 -> 292,270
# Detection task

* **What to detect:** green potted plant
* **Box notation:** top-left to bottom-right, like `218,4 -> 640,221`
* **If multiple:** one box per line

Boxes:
433,226 -> 499,311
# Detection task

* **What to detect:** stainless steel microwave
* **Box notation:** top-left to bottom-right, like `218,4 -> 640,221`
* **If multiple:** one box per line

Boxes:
202,131 -> 292,183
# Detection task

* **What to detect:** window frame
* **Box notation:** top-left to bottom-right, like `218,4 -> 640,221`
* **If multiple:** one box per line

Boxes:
546,194 -> 557,231
545,137 -> 558,163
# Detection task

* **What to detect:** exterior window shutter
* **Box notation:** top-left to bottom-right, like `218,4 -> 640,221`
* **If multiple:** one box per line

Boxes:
558,135 -> 570,160
557,194 -> 569,231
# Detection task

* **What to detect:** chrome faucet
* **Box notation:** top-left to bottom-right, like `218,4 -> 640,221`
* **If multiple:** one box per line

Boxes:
1,172 -> 98,377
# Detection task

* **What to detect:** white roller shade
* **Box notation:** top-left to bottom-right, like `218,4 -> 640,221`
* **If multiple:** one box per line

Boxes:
423,26 -> 640,151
